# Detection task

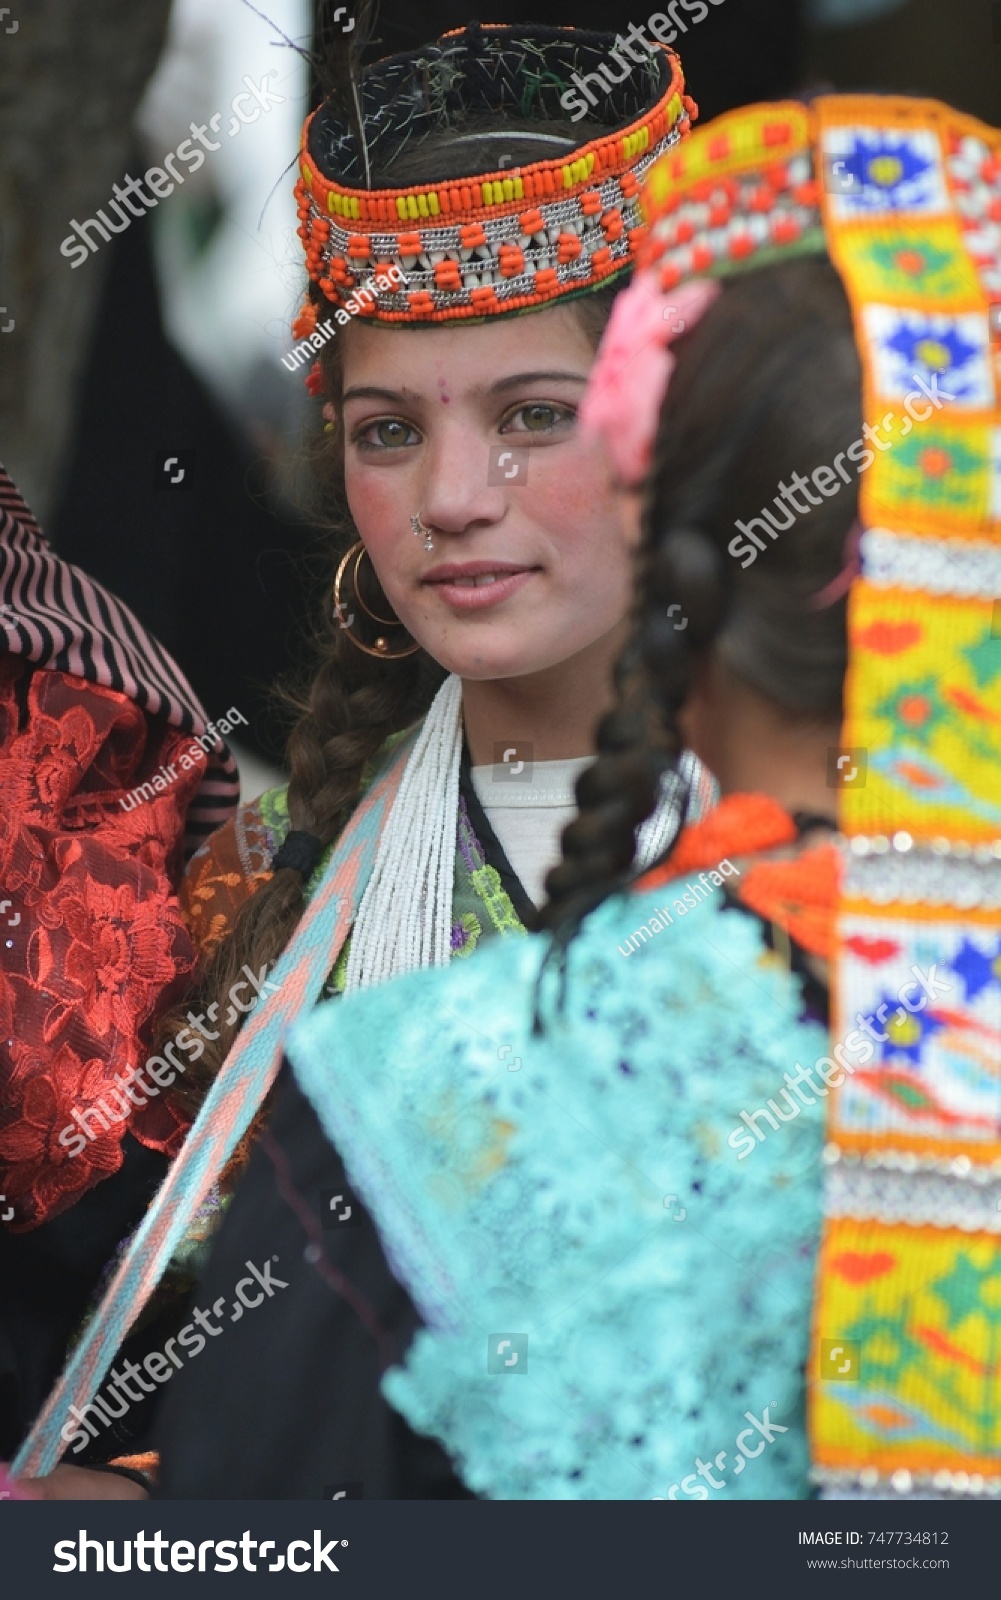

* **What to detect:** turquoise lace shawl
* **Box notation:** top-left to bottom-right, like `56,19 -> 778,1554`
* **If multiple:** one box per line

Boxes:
289,886 -> 827,1500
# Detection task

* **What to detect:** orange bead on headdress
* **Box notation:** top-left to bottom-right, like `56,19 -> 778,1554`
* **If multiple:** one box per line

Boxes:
293,22 -> 696,326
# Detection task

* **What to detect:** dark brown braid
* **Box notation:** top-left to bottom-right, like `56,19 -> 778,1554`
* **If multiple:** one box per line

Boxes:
537,256 -> 863,953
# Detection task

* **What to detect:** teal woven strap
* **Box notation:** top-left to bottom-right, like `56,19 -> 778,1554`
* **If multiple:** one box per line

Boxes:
13,729 -> 417,1479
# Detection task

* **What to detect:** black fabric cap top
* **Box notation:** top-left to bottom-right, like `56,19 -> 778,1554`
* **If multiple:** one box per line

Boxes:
272,829 -> 324,878
308,23 -> 671,187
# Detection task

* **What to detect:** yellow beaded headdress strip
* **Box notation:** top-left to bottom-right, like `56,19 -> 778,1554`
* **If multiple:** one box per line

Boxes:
640,98 -> 1001,1500
293,23 -> 694,328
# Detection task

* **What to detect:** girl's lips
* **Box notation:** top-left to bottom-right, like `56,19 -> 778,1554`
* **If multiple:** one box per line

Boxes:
422,566 -> 538,611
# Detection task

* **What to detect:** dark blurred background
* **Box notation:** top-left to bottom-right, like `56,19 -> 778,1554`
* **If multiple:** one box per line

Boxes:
0,0 -> 995,786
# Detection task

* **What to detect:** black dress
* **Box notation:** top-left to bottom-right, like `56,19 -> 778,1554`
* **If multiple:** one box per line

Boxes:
0,1138 -> 170,1460
155,1068 -> 472,1499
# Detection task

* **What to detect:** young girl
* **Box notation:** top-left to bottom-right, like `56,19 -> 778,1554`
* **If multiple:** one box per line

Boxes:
12,22 -> 713,1496
271,93 -> 998,1500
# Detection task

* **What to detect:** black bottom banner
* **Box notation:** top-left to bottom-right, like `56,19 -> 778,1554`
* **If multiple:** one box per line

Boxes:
0,1498 -> 989,1595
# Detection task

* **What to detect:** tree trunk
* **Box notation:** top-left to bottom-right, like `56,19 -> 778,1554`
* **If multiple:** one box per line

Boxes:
0,0 -> 172,522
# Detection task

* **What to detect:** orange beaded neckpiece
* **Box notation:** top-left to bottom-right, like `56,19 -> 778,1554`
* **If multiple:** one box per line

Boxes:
634,792 -> 840,960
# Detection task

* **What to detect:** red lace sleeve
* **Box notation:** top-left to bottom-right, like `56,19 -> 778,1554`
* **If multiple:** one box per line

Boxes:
0,659 -> 205,1229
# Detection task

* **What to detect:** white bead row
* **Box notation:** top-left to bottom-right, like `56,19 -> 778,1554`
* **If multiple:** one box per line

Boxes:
825,1159 -> 1001,1231
861,528 -> 1001,598
823,1143 -> 1001,1181
815,1464 -> 1001,1497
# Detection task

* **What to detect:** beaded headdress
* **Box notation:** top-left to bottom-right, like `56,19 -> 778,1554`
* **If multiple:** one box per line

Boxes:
636,97 -> 1001,1500
293,23 -> 694,328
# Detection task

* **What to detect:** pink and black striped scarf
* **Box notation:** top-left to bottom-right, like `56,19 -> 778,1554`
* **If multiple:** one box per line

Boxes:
0,466 -> 238,856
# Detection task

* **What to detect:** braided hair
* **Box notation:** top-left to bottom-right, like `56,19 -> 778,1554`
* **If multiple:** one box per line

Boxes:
538,255 -> 863,951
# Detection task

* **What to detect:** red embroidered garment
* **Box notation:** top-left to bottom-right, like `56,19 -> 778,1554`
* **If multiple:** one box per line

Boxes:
0,657 -> 202,1229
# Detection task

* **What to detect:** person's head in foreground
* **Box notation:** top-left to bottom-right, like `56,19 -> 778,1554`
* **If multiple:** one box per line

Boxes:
290,92 -> 1001,1504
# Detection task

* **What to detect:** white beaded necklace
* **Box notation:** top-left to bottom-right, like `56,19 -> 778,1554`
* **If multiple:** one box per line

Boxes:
344,673 -> 713,991
345,674 -> 463,992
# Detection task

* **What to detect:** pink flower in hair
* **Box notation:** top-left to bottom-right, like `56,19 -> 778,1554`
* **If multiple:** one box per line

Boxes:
579,272 -> 722,485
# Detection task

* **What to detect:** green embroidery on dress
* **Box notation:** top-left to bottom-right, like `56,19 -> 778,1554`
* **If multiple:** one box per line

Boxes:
258,783 -> 291,835
272,750 -> 527,996
469,863 -> 527,938
452,911 -> 483,958
323,936 -> 352,999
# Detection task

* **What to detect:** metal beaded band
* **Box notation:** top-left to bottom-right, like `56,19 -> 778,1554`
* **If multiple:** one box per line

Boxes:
824,1155 -> 1001,1234
814,1463 -> 1001,1497
294,44 -> 693,322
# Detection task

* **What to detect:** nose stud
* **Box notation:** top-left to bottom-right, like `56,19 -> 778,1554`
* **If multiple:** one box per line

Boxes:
410,513 -> 435,552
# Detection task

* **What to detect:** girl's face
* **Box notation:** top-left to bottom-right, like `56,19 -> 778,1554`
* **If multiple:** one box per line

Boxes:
339,305 -> 638,682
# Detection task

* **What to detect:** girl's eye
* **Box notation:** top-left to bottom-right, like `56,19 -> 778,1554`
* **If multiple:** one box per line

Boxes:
355,418 -> 421,450
501,402 -> 576,436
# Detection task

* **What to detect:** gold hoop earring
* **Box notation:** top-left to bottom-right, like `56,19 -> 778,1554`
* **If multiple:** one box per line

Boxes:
332,542 -> 420,660
349,543 -> 397,627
